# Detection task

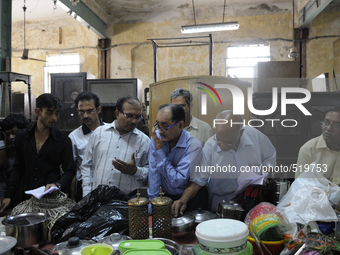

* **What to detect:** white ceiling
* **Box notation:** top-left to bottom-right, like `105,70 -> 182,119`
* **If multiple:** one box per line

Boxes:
12,0 -> 68,22
12,0 -> 294,24
11,0 -> 340,26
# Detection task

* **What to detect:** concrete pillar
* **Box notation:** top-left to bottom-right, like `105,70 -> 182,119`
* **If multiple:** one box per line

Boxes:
0,0 -> 12,71
0,0 -> 12,116
98,38 -> 111,79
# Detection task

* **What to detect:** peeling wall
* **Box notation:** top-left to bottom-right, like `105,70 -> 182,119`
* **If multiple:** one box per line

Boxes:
307,12 -> 340,86
9,10 -> 340,99
11,17 -> 99,97
109,13 -> 294,90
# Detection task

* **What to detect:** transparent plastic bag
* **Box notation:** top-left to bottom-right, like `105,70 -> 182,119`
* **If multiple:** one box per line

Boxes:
277,168 -> 340,224
244,202 -> 294,242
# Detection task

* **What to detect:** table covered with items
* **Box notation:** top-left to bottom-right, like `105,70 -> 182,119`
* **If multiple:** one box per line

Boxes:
1,169 -> 340,255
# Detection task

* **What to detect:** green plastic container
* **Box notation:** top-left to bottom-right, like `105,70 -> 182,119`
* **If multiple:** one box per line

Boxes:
119,240 -> 165,255
79,244 -> 113,255
123,249 -> 171,255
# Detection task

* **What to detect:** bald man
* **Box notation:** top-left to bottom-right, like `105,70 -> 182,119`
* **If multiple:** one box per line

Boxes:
172,110 -> 276,216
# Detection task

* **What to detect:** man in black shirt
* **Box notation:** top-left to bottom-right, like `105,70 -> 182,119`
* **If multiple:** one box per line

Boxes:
0,114 -> 29,201
0,94 -> 75,212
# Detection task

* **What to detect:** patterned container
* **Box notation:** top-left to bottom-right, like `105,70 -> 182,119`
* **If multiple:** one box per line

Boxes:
151,188 -> 173,239
128,188 -> 149,239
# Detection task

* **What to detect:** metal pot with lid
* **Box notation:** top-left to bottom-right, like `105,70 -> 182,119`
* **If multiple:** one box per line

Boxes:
99,233 -> 132,250
51,237 -> 95,255
2,212 -> 49,248
172,215 -> 195,237
217,200 -> 245,220
185,208 -> 218,224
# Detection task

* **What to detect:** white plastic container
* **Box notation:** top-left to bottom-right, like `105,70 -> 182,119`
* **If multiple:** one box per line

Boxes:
195,219 -> 249,255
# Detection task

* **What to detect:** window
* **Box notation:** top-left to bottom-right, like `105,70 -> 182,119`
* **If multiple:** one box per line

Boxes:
226,44 -> 270,79
43,53 -> 80,93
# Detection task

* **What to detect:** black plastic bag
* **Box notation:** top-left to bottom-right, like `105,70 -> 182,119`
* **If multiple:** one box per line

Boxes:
51,185 -> 130,243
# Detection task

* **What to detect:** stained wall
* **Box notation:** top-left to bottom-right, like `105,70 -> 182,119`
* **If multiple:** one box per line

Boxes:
10,10 -> 340,98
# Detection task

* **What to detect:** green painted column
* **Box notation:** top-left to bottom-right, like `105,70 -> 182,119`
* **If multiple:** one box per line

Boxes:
0,0 -> 12,71
0,0 -> 12,117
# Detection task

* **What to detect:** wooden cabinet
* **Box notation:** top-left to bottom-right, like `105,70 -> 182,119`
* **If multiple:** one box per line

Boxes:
51,73 -> 142,134
51,73 -> 87,133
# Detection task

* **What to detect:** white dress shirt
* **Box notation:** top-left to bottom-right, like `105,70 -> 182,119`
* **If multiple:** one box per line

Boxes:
81,120 -> 150,196
69,120 -> 107,181
193,125 -> 276,211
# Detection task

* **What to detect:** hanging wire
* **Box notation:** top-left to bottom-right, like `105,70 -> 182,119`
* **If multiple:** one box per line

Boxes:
53,0 -> 57,11
292,0 -> 295,44
223,0 -> 226,23
23,0 -> 27,49
192,0 -> 196,25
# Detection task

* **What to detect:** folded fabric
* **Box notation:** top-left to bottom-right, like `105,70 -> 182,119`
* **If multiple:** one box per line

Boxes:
25,186 -> 59,199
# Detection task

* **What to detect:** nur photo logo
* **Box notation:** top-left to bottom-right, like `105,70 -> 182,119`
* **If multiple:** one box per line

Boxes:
196,82 -> 312,128
196,82 -> 223,115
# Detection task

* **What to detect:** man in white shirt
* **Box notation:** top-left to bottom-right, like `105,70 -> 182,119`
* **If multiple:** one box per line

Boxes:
69,92 -> 107,201
295,106 -> 340,183
81,96 -> 150,197
172,110 -> 276,216
170,88 -> 214,146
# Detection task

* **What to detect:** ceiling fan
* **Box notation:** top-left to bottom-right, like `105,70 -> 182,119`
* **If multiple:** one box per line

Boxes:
20,0 -> 47,62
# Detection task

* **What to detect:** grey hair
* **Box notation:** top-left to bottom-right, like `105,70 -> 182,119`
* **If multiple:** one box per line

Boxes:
170,88 -> 193,106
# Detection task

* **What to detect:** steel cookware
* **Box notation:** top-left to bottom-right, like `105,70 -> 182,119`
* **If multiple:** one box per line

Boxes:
0,236 -> 17,255
51,237 -> 95,255
100,233 -> 132,250
217,200 -> 244,220
172,215 -> 195,237
185,208 -> 218,225
151,238 -> 180,255
2,212 -> 49,248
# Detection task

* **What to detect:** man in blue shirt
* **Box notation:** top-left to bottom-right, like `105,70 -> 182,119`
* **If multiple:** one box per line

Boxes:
148,104 -> 208,213
172,110 -> 276,216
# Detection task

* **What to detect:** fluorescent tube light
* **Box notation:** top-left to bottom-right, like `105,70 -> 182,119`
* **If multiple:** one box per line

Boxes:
181,22 -> 239,33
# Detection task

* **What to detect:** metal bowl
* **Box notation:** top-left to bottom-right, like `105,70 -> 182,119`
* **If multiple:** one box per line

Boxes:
151,238 -> 180,255
172,216 -> 195,237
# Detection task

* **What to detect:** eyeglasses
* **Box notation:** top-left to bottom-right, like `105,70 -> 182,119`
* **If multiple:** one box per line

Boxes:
78,108 -> 96,116
321,121 -> 340,131
154,122 -> 179,132
121,112 -> 142,121
213,135 -> 235,147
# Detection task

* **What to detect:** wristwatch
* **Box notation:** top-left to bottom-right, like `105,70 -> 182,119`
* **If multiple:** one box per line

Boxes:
54,182 -> 62,190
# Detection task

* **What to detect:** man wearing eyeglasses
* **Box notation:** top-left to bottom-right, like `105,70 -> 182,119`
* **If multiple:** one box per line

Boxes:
170,88 -> 214,146
172,110 -> 276,216
295,106 -> 340,183
68,92 -> 107,201
80,96 -> 150,198
148,104 -> 208,213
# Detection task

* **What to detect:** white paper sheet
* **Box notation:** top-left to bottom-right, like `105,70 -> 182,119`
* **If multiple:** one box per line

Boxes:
25,186 -> 59,199
235,172 -> 268,195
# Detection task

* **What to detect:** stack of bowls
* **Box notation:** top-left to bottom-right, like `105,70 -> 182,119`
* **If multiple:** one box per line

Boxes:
248,203 -> 283,239
248,203 -> 285,255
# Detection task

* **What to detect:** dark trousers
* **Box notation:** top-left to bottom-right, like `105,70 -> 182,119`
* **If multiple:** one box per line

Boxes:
166,185 -> 209,213
75,180 -> 83,202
